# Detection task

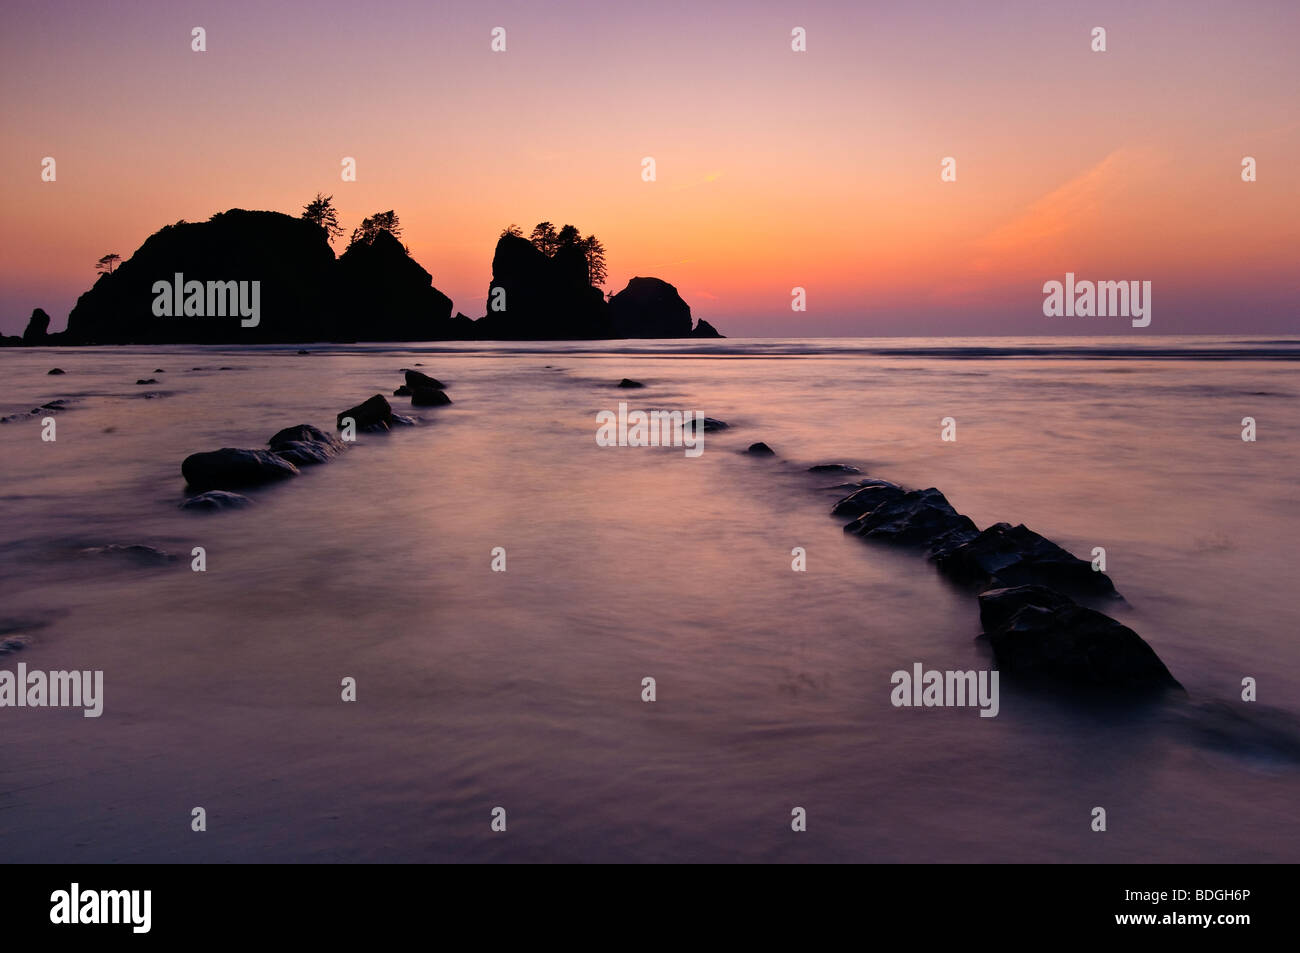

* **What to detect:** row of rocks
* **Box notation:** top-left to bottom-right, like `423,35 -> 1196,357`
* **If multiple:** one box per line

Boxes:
816,473 -> 1180,695
392,369 -> 451,407
181,376 -> 444,509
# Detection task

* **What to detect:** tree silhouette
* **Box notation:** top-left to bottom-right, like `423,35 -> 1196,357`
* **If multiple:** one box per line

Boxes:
348,210 -> 403,249
500,223 -> 523,238
556,224 -> 581,247
96,253 -> 122,275
529,222 -> 559,256
579,235 -> 607,287
302,193 -> 343,244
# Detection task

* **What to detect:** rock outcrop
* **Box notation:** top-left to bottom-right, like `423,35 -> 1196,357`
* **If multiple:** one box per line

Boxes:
608,277 -> 692,338
181,448 -> 300,491
475,234 -> 610,339
977,586 -> 1182,694
22,308 -> 50,343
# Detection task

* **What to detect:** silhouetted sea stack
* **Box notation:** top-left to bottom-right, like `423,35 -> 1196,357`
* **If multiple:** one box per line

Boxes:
608,277 -> 692,338
477,233 -> 609,339
22,308 -> 50,343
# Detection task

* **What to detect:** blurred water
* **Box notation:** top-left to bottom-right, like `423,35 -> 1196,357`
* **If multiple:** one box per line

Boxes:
0,337 -> 1296,862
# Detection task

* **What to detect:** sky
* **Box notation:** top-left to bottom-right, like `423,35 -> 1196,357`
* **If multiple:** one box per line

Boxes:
1,0 -> 1297,337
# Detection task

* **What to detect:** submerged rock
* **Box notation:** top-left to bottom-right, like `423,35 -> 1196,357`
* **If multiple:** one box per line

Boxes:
393,385 -> 412,396
267,424 -> 345,466
80,543 -> 176,565
831,480 -> 907,517
844,487 -> 978,547
410,386 -> 451,407
47,367 -> 65,375
747,442 -> 776,455
977,585 -> 1182,694
136,378 -> 158,385
337,394 -> 394,432
809,463 -> 861,473
932,521 -> 1118,599
182,448 -> 300,491
682,416 -> 729,433
180,490 -> 255,511
404,369 -> 446,390
268,424 -> 344,455
618,378 -> 645,388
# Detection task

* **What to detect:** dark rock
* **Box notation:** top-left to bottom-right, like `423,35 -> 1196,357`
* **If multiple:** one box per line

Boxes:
404,369 -> 446,390
932,522 -> 1118,599
47,367 -> 65,375
180,490 -> 255,511
831,480 -> 907,517
809,463 -> 860,473
22,308 -> 51,343
608,277 -> 692,338
297,349 -> 310,355
336,230 -> 455,341
337,394 -> 394,432
268,424 -> 345,465
80,543 -> 176,565
689,318 -> 724,338
747,442 -> 776,455
410,386 -> 451,407
182,448 -> 300,491
393,385 -> 412,397
977,586 -> 1182,694
617,378 -> 645,388
683,416 -> 728,433
136,378 -> 157,385
153,368 -> 166,373
391,412 -> 416,426
476,233 -> 610,339
844,487 -> 977,547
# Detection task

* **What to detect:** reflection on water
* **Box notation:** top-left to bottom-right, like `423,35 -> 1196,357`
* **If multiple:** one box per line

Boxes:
0,338 -> 1296,862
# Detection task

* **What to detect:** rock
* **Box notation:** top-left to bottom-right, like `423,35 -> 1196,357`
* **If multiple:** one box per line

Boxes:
391,412 -> 416,426
336,229 -> 456,341
689,318 -> 724,338
393,385 -> 412,396
153,368 -> 166,373
136,378 -> 157,385
410,386 -> 451,407
843,487 -> 978,547
477,233 -> 610,339
297,349 -> 310,355
181,448 -> 300,491
47,367 -> 65,375
931,522 -> 1118,599
80,544 -> 176,565
180,490 -> 255,511
809,463 -> 861,473
831,480 -> 907,517
608,277 -> 692,338
404,369 -> 446,390
977,586 -> 1182,694
618,378 -> 645,388
747,442 -> 776,455
337,394 -> 394,432
22,308 -> 51,343
268,424 -> 345,466
682,416 -> 728,433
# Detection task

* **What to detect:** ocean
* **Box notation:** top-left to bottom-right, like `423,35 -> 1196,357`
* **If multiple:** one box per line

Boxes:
1,336 -> 1297,862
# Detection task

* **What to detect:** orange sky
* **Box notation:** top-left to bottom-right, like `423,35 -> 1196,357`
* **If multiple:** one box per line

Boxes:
1,0 -> 1296,335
